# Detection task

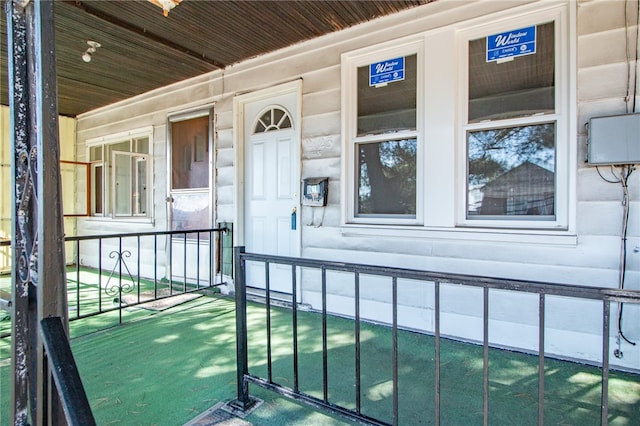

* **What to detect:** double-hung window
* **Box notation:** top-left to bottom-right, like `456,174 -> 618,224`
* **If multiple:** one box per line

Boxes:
343,40 -> 423,224
88,128 -> 152,219
462,12 -> 569,229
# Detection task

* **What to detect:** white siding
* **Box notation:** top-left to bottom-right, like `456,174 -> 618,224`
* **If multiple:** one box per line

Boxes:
76,0 -> 639,370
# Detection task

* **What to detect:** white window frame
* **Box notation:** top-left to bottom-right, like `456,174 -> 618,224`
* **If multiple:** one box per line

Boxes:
340,2 -> 575,241
86,127 -> 154,221
111,151 -> 149,217
456,6 -> 573,231
341,37 -> 425,225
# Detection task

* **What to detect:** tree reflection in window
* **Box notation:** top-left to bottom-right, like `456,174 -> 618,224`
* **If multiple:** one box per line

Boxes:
357,139 -> 417,216
467,123 -> 555,218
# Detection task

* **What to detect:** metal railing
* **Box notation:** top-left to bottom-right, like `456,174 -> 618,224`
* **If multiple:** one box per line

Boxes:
231,246 -> 640,426
1,226 -> 230,336
40,316 -> 96,426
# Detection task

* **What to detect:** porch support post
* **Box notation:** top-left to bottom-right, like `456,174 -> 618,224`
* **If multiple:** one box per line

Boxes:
7,0 -> 68,424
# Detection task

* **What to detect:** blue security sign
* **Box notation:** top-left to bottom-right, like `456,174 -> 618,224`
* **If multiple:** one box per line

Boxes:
369,56 -> 405,86
486,26 -> 536,62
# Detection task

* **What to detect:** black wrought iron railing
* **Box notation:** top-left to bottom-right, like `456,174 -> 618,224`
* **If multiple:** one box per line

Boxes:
0,226 -> 230,336
40,316 -> 96,426
231,246 -> 640,426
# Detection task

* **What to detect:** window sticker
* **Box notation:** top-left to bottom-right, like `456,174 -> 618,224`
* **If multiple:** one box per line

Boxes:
369,56 -> 405,87
486,26 -> 536,63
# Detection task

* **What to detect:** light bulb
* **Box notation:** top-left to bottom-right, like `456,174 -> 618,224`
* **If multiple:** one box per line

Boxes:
82,52 -> 92,62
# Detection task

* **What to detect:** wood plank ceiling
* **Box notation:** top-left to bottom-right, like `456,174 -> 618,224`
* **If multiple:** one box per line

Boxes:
1,0 -> 427,117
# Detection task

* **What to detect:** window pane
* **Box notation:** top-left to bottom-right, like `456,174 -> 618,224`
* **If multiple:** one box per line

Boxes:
170,192 -> 210,239
134,137 -> 149,154
253,107 -> 292,133
468,22 -> 554,122
357,54 -> 417,136
134,157 -> 147,215
113,153 -> 132,216
93,164 -> 103,215
467,123 -> 555,218
357,139 -> 417,216
89,146 -> 102,161
171,116 -> 209,189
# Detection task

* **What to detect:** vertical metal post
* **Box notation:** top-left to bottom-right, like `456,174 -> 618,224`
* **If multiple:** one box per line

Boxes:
434,281 -> 440,426
265,262 -> 272,383
98,239 -> 103,312
153,235 -> 158,298
212,229 -> 216,285
392,275 -> 399,426
321,265 -> 328,403
137,236 -> 141,301
169,234 -> 174,294
231,246 -> 256,411
218,228 -> 224,285
483,286 -> 489,426
118,237 -> 123,324
76,240 -> 80,319
292,264 -> 299,393
538,292 -> 545,426
183,233 -> 187,292
355,271 -> 361,415
196,233 -> 201,288
8,0 -> 67,424
601,300 -> 610,425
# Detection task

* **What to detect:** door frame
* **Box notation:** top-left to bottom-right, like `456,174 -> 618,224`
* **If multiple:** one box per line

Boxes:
233,79 -> 303,255
165,104 -> 215,280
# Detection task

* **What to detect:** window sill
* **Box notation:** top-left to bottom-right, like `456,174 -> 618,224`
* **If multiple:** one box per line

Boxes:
83,217 -> 155,226
339,224 -> 577,246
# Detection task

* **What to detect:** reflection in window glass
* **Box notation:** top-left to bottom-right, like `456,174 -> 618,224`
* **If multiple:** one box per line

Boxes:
170,192 -> 210,239
357,139 -> 417,216
357,54 -> 417,136
467,123 -> 555,218
468,22 -> 555,122
171,116 -> 209,189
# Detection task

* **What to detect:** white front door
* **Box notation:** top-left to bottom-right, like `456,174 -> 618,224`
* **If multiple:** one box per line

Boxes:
242,85 -> 300,294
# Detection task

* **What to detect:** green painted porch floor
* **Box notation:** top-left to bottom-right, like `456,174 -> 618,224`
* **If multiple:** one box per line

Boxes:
1,295 -> 639,425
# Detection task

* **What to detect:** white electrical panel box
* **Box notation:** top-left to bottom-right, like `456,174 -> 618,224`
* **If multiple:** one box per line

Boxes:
587,113 -> 640,165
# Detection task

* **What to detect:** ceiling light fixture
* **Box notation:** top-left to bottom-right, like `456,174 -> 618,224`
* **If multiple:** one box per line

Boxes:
82,40 -> 101,63
148,0 -> 182,17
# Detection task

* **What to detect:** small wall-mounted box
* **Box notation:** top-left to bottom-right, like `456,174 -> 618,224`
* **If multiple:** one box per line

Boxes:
302,177 -> 328,207
587,113 -> 640,165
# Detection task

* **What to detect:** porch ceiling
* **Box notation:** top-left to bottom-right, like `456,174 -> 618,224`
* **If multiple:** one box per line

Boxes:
0,0 -> 427,118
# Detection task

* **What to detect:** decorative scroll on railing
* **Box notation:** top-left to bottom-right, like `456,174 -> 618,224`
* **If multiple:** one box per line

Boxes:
104,249 -> 136,299
0,226 -> 230,337
66,227 -> 229,325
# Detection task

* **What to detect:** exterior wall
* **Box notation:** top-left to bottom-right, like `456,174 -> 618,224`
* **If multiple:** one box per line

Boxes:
0,106 -> 77,270
75,0 -> 639,370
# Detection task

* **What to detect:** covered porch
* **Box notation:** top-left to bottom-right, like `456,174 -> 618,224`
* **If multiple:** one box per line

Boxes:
3,0 -> 640,424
